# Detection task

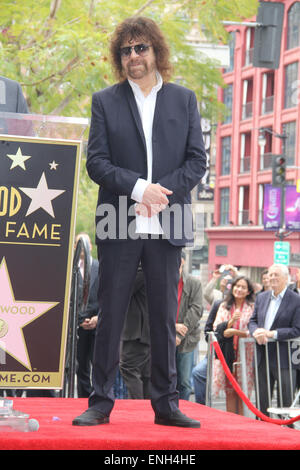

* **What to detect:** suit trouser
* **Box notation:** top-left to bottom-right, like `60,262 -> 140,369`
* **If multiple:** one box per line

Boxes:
119,339 -> 151,399
76,327 -> 95,398
257,356 -> 296,416
89,237 -> 182,416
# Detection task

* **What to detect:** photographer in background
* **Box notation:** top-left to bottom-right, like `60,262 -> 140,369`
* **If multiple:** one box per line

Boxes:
204,265 -> 238,306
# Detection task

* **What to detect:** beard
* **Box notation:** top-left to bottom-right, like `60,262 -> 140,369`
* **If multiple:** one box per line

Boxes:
124,57 -> 156,80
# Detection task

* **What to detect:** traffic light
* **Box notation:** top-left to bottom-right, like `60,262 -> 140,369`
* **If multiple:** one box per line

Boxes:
272,155 -> 286,186
253,1 -> 284,69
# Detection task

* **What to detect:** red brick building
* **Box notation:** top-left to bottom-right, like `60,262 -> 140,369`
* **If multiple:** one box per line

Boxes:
206,0 -> 300,280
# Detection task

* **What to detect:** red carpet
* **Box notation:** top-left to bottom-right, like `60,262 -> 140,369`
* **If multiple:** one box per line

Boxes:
0,398 -> 300,450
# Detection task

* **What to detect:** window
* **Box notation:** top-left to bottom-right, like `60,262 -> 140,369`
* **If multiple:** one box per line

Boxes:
244,28 -> 254,66
223,84 -> 233,124
284,62 -> 298,108
238,186 -> 249,225
261,72 -> 274,115
242,78 -> 253,120
219,188 -> 230,225
258,184 -> 264,225
224,32 -> 236,73
287,2 -> 300,50
259,129 -> 273,170
282,121 -> 296,166
221,136 -> 231,175
240,132 -> 251,173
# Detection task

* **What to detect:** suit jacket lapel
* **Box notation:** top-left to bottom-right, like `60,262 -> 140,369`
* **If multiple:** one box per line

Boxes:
270,288 -> 290,328
152,85 -> 164,137
123,80 -> 146,151
261,291 -> 272,327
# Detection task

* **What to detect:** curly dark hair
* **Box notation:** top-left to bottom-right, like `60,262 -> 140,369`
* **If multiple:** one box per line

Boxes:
223,275 -> 255,310
109,16 -> 173,82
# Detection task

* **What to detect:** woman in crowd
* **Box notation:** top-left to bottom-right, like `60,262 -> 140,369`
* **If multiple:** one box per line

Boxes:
212,276 -> 255,415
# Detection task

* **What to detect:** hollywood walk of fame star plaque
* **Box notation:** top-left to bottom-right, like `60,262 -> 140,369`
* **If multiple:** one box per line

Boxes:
0,112 -> 88,389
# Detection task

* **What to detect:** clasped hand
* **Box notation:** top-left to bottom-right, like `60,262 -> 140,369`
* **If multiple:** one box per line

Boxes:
135,183 -> 172,217
81,316 -> 98,330
253,328 -> 274,345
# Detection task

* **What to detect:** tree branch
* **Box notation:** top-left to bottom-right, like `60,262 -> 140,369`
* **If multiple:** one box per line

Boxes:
50,92 -> 73,115
89,0 -> 96,18
134,0 -> 156,16
20,56 -> 80,87
166,0 -> 194,16
50,0 -> 62,19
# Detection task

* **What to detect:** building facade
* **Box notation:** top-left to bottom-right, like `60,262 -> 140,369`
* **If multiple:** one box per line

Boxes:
206,0 -> 300,281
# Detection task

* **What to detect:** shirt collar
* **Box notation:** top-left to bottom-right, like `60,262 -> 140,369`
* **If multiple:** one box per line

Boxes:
271,286 -> 287,300
128,71 -> 163,98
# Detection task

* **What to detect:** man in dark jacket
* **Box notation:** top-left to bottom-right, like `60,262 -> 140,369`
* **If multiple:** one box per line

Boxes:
0,76 -> 28,113
73,16 -> 205,429
0,76 -> 28,398
249,264 -> 300,415
176,255 -> 203,400
119,267 -> 150,399
76,234 -> 100,398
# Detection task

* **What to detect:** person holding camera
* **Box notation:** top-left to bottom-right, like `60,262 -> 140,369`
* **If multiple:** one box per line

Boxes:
203,265 -> 237,306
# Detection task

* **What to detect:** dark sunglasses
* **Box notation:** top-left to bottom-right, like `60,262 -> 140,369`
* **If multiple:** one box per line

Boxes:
119,43 -> 151,57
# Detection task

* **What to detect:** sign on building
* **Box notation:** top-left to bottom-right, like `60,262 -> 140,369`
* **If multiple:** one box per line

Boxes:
263,184 -> 281,230
274,241 -> 290,265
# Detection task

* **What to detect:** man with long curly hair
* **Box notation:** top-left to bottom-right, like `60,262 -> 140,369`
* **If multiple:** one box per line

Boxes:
73,16 -> 206,428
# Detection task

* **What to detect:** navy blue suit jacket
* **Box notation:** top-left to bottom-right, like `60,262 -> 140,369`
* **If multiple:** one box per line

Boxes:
0,76 -> 28,113
248,288 -> 300,368
86,79 -> 207,246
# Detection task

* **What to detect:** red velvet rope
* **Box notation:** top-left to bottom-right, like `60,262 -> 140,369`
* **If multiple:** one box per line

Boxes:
212,339 -> 300,426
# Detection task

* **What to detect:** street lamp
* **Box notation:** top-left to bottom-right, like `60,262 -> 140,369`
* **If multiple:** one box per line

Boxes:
258,127 -> 287,150
258,127 -> 287,174
258,130 -> 267,150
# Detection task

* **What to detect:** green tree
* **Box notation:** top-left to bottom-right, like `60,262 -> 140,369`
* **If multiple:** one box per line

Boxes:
0,0 -> 258,242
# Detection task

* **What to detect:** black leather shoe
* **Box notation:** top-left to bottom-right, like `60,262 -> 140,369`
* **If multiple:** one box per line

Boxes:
154,409 -> 200,428
72,408 -> 109,426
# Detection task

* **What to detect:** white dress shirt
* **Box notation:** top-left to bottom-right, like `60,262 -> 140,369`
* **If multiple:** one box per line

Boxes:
129,72 -> 164,235
264,286 -> 288,339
